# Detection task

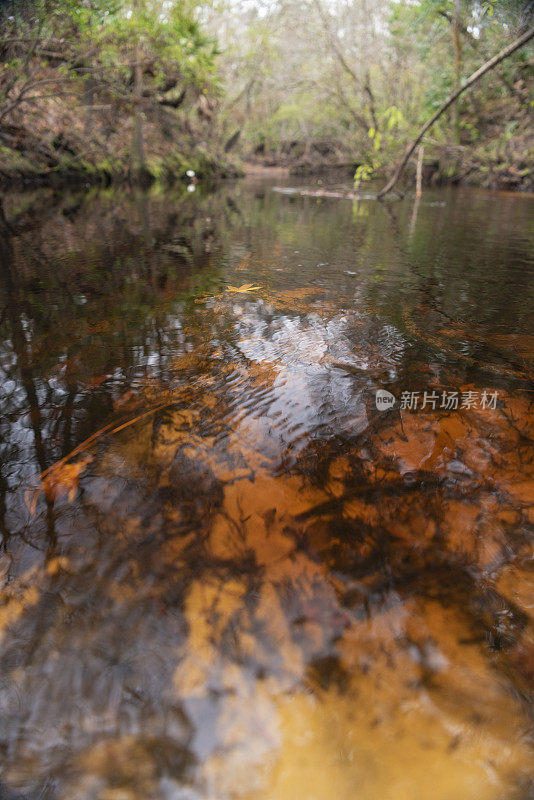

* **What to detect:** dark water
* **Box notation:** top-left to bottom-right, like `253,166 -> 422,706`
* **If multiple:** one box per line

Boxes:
0,178 -> 533,800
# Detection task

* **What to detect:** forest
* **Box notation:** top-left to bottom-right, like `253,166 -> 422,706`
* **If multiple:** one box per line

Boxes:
0,0 -> 532,191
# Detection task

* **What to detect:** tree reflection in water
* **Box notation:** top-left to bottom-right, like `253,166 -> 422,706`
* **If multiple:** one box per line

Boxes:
0,183 -> 532,800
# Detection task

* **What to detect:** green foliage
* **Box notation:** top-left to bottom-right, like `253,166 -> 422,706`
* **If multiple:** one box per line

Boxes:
0,0 -> 223,180
353,163 -> 375,188
1,0 -> 531,184
353,104 -> 407,186
94,3 -> 219,94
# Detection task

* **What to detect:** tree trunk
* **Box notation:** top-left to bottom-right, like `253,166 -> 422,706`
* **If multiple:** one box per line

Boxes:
83,73 -> 96,136
415,145 -> 424,198
377,26 -> 534,199
132,0 -> 145,177
451,0 -> 462,143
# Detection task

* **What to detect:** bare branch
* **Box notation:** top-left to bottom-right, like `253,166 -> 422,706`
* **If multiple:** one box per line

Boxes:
312,0 -> 361,89
377,27 -> 534,198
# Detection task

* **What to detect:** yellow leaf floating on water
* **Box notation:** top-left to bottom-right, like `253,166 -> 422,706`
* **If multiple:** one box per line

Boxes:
226,283 -> 262,294
25,455 -> 93,515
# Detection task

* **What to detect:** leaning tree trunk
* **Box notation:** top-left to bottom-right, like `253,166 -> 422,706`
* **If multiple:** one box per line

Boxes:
377,26 -> 534,199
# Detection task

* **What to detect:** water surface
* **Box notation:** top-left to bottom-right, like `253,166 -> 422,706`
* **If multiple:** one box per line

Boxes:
0,178 -> 533,799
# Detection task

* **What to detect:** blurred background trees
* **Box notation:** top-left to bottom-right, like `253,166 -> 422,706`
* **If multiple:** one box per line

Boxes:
0,0 -> 532,186
0,0 -> 222,180
206,0 -> 532,184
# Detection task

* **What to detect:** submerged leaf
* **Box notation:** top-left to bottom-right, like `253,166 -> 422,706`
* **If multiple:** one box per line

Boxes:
25,455 -> 93,515
226,283 -> 262,293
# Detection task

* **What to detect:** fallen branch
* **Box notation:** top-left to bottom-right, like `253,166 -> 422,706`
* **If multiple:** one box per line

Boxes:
377,26 -> 534,198
39,399 -> 176,482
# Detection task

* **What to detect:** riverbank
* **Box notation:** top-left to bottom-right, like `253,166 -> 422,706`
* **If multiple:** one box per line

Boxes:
244,136 -> 533,193
1,126 -> 531,193
2,149 -> 530,193
0,146 -> 243,189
